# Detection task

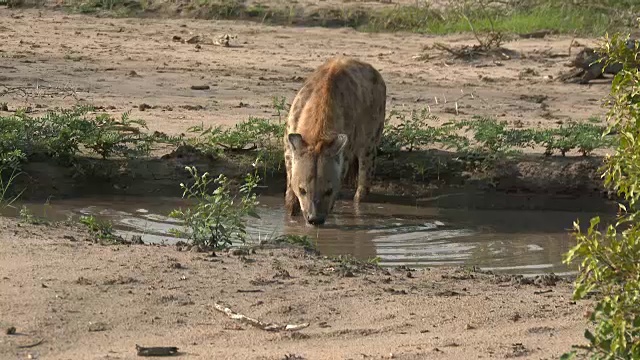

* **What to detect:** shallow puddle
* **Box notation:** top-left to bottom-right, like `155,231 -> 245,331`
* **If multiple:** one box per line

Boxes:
4,195 -> 610,276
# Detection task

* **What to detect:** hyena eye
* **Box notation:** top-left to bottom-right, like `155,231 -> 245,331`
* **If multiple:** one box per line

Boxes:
324,189 -> 333,197
298,187 -> 307,196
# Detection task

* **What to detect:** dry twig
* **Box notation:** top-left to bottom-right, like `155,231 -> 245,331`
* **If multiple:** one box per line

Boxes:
213,302 -> 310,332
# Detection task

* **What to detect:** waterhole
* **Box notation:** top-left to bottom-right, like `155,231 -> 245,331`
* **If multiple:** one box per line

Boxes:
5,194 -> 613,276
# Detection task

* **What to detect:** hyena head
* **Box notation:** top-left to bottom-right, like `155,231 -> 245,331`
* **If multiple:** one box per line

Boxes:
287,133 -> 348,226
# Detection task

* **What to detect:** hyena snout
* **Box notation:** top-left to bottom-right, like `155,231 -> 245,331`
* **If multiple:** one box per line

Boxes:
306,215 -> 326,226
303,199 -> 329,226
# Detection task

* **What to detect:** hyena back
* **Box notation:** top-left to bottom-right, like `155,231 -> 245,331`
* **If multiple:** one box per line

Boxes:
284,56 -> 386,226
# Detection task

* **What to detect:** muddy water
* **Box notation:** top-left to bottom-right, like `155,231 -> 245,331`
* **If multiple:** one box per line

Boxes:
5,195 -> 609,276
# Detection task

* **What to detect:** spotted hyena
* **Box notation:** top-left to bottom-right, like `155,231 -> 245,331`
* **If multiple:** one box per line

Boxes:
284,56 -> 386,226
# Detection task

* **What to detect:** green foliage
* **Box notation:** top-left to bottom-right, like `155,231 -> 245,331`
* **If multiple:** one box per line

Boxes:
0,166 -> 23,209
79,215 -> 126,244
563,31 -> 640,359
380,109 -> 468,153
379,109 -> 615,175
0,106 -> 164,199
460,117 -> 536,153
187,117 -> 284,152
271,234 -> 316,252
186,110 -> 287,174
168,164 -> 261,250
0,106 -> 156,168
18,206 -> 48,225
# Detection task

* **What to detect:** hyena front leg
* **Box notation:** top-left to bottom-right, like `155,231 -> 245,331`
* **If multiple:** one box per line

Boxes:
285,185 -> 300,216
284,154 -> 300,216
354,146 -> 376,203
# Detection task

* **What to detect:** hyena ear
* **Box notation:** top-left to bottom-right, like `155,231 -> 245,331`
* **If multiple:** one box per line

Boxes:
327,134 -> 348,157
287,133 -> 306,153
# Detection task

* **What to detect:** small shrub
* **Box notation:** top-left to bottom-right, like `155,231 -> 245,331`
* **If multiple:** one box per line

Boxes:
563,31 -> 640,359
186,116 -> 286,174
79,215 -> 125,244
535,122 -> 614,157
0,106 -> 156,168
271,234 -> 316,252
168,164 -> 261,250
380,109 -> 468,153
0,166 -> 23,210
18,206 -> 47,225
459,117 -> 536,154
0,148 -> 25,209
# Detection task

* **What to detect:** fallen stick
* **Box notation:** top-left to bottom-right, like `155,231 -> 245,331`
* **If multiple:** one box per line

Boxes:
213,303 -> 309,332
135,345 -> 179,357
17,339 -> 44,349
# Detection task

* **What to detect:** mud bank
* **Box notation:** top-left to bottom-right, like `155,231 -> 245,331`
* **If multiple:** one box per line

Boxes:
11,147 -> 614,212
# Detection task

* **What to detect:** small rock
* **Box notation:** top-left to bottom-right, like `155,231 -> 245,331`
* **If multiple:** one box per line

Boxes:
139,103 -> 151,111
231,248 -> 250,256
88,322 -> 108,332
186,35 -> 200,44
131,235 -> 144,245
75,277 -> 92,285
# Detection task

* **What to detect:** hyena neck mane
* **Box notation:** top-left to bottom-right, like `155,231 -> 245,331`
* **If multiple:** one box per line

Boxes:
296,60 -> 347,155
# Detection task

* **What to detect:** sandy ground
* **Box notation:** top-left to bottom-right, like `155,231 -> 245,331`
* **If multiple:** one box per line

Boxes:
0,8 -> 612,140
0,217 -> 592,360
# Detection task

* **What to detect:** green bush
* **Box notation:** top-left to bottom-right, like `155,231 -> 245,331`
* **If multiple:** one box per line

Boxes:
0,106 -> 156,168
168,164 -> 261,250
379,109 -> 468,153
79,215 -> 126,244
563,31 -> 640,359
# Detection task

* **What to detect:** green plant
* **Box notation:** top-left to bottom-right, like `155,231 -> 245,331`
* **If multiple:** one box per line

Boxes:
0,106 -> 157,170
0,166 -> 23,209
0,148 -> 26,209
79,215 -> 125,244
562,31 -> 640,359
459,116 -> 537,154
186,116 -> 286,175
449,0 -> 505,50
168,163 -> 261,250
535,122 -> 614,157
366,256 -> 382,265
380,109 -> 468,153
272,95 -> 289,120
271,234 -> 316,252
188,116 -> 285,152
18,206 -> 47,225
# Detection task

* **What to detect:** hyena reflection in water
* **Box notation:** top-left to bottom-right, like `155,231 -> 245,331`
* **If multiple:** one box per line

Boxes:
284,56 -> 387,226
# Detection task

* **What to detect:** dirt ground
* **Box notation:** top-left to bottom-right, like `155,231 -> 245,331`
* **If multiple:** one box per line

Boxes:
0,8 -> 611,141
0,217 -> 592,360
